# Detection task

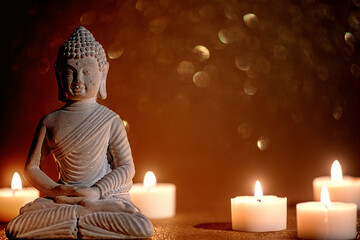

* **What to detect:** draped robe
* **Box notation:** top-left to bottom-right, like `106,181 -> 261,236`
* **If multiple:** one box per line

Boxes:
6,102 -> 153,239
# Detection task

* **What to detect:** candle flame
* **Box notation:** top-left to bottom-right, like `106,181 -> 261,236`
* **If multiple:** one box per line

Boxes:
331,160 -> 343,182
254,180 -> 263,200
11,172 -> 22,191
320,186 -> 331,207
143,171 -> 156,189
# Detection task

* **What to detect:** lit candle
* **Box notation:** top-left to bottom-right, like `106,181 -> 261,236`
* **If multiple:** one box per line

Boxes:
0,172 -> 39,222
130,171 -> 176,219
313,160 -> 360,209
231,180 -> 287,232
297,186 -> 357,240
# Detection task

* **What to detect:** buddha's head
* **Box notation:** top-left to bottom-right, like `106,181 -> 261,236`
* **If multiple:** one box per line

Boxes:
55,26 -> 109,102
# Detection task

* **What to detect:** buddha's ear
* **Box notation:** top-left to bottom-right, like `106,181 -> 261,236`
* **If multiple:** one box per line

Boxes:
55,63 -> 67,102
98,62 -> 109,100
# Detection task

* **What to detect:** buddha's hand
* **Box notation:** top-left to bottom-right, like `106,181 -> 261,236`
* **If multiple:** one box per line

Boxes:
52,184 -> 78,197
54,186 -> 100,205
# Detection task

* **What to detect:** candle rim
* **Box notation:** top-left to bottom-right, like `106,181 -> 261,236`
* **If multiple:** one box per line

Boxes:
313,176 -> 360,186
296,201 -> 357,210
231,195 -> 287,203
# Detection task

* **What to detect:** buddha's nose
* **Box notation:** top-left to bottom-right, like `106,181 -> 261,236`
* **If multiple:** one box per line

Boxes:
74,72 -> 84,84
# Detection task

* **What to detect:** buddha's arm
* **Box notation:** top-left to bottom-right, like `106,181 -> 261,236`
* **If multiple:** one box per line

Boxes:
93,116 -> 135,198
24,119 -> 78,198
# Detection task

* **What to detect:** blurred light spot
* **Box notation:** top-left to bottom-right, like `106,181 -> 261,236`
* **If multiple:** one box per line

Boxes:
345,32 -> 355,46
243,79 -> 258,96
193,71 -> 211,88
274,45 -> 288,60
211,34 -> 227,50
135,0 -> 146,11
256,57 -> 271,74
37,58 -> 50,75
224,6 -> 239,20
237,123 -> 252,139
177,61 -> 195,80
332,104 -> 343,120
149,17 -> 169,34
218,26 -> 243,44
243,13 -> 259,28
257,136 -> 270,150
199,5 -> 217,20
123,120 -> 130,132
80,11 -> 97,26
351,64 -> 360,78
192,45 -> 210,61
218,29 -> 230,44
235,55 -> 251,71
317,66 -> 329,81
245,36 -> 260,50
291,110 -> 303,123
108,44 -> 124,59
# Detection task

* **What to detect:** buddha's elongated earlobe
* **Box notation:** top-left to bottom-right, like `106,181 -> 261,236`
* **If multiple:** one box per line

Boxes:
98,62 -> 109,100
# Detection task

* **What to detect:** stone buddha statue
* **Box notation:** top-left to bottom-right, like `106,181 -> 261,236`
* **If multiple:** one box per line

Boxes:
6,26 -> 153,239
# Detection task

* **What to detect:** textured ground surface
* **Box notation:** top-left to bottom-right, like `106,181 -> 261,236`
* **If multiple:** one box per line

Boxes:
1,207 -> 359,240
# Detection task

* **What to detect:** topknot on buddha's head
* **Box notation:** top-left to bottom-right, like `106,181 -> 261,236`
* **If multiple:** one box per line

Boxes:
56,26 -> 108,71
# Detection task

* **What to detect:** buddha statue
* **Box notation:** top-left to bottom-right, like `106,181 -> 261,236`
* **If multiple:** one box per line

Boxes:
6,26 -> 153,239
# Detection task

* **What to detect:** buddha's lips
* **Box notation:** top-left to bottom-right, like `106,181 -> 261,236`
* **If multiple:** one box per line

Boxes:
71,84 -> 85,92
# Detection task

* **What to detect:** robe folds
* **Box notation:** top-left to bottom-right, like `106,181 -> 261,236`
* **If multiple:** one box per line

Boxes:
6,103 -> 153,239
48,104 -> 134,198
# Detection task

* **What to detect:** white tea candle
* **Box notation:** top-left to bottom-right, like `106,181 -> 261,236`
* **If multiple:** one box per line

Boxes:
297,186 -> 357,240
0,172 -> 39,222
130,171 -> 176,219
313,160 -> 360,209
231,181 -> 287,232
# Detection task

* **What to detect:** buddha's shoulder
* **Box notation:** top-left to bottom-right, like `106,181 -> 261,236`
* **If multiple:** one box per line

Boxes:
39,110 -> 66,127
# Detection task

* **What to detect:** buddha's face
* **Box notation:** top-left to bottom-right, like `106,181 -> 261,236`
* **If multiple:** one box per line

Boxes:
61,57 -> 101,101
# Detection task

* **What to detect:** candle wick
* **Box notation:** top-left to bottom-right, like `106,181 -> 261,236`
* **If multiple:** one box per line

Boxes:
257,199 -> 261,202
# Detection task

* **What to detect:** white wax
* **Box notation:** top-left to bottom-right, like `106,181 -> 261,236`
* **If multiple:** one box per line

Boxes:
296,201 -> 357,240
231,195 -> 287,232
130,183 -> 176,219
0,187 -> 39,222
313,176 -> 360,210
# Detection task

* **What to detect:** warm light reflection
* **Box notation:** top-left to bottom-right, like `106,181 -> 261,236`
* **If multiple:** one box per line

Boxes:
320,186 -> 331,207
11,172 -> 22,191
144,171 -> 156,189
254,180 -> 263,200
122,120 -> 130,132
331,160 -> 343,182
